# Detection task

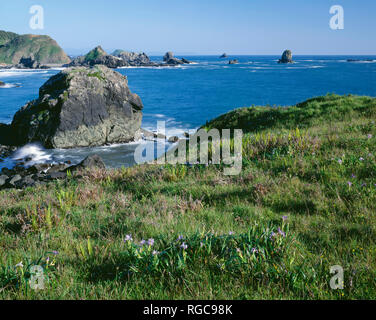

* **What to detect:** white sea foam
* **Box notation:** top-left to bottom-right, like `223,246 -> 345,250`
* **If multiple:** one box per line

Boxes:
0,69 -> 49,77
11,143 -> 52,166
0,83 -> 20,88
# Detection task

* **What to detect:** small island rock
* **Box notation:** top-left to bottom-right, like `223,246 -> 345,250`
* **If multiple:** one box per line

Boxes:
278,50 -> 293,63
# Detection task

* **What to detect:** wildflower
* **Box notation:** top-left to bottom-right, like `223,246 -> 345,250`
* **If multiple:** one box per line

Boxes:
236,248 -> 241,253
124,234 -> 133,242
200,242 -> 204,248
15,262 -> 24,268
251,248 -> 258,254
282,215 -> 288,221
347,181 -> 352,187
228,231 -> 234,235
278,227 -> 286,237
270,232 -> 275,239
46,257 -> 50,263
52,250 -> 59,255
338,159 -> 343,164
152,250 -> 159,255
148,238 -> 155,246
361,183 -> 367,187
368,134 -> 373,139
177,235 -> 184,241
140,239 -> 146,246
180,242 -> 188,250
359,157 -> 364,161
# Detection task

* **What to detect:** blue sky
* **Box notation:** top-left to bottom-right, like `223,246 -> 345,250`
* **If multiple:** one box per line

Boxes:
0,0 -> 375,55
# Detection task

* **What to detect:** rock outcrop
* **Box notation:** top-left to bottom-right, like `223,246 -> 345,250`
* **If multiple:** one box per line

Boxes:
0,81 -> 5,87
8,65 -> 143,148
220,53 -> 228,58
112,50 -> 152,66
0,31 -> 71,65
0,154 -> 106,190
229,59 -> 239,65
163,51 -> 191,65
67,46 -> 126,68
278,50 -> 293,64
14,57 -> 50,69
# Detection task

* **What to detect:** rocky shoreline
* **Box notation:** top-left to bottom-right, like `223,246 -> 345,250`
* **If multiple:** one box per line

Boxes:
0,153 -> 105,190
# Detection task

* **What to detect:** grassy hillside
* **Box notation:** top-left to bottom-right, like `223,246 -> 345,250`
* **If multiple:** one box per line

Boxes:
0,33 -> 71,65
0,94 -> 375,299
0,30 -> 18,46
84,46 -> 107,62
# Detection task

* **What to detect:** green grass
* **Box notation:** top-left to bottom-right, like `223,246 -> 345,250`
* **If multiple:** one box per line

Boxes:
1,94 -> 376,299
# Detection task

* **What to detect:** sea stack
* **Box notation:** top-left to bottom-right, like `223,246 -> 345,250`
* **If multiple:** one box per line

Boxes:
278,50 -> 293,63
220,53 -> 228,58
163,51 -> 192,65
9,65 -> 143,148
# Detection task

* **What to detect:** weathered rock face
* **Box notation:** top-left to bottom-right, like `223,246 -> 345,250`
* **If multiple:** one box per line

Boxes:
15,57 -> 50,69
9,65 -> 143,148
278,50 -> 293,63
113,50 -> 151,66
68,46 -> 126,68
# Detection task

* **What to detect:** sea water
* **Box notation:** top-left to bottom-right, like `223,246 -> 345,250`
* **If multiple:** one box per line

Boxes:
1,55 -> 375,169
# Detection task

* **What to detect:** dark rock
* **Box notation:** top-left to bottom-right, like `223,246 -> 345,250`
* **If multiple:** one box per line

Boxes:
168,136 -> 179,143
79,155 -> 106,169
91,55 -> 126,68
0,124 -> 16,146
0,81 -> 5,86
27,163 -> 50,174
0,174 -> 8,187
9,65 -> 143,148
229,59 -> 239,65
47,163 -> 69,173
67,155 -> 106,172
163,52 -> 191,65
31,173 -> 46,181
113,50 -> 151,66
220,53 -> 228,58
15,175 -> 36,188
47,172 -> 67,180
6,174 -> 22,187
181,58 -> 192,64
278,50 -> 293,64
1,167 -> 13,176
163,52 -> 174,62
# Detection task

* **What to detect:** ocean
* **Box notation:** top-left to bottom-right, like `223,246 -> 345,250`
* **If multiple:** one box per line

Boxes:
1,55 -> 376,169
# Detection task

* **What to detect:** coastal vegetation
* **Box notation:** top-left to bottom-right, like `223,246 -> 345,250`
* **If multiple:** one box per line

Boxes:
0,31 -> 70,65
0,94 -> 375,299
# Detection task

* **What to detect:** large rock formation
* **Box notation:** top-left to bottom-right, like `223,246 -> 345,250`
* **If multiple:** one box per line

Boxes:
163,51 -> 191,65
112,50 -> 152,66
9,65 -> 143,148
278,50 -> 293,64
0,31 -> 71,65
68,46 -> 126,68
